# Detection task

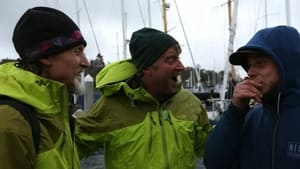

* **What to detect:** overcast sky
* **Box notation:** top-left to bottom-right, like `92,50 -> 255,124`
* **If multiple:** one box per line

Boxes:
1,0 -> 300,76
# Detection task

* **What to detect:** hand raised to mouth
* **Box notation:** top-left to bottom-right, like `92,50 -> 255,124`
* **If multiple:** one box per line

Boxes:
232,76 -> 263,110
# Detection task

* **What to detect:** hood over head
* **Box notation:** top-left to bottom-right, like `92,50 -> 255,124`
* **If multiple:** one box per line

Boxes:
229,25 -> 300,93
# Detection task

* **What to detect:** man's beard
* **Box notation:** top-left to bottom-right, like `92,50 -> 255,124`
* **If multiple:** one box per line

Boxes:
72,76 -> 85,95
262,85 -> 279,105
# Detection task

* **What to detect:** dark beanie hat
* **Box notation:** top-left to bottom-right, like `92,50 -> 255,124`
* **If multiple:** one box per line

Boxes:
13,6 -> 87,61
129,27 -> 178,71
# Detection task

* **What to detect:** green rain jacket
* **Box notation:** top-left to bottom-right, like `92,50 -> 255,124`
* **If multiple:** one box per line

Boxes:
76,60 -> 211,169
0,62 -> 79,169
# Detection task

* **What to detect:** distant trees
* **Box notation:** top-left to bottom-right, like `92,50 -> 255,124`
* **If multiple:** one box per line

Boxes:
0,58 -> 16,64
181,66 -> 225,91
0,56 -> 240,96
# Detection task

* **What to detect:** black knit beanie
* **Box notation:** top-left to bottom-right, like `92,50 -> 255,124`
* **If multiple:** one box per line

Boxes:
129,27 -> 178,71
13,6 -> 87,61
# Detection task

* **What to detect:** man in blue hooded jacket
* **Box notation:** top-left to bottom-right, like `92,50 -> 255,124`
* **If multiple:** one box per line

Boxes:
204,25 -> 300,169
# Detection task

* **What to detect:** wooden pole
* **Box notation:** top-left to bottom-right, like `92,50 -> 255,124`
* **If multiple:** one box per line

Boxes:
162,0 -> 168,32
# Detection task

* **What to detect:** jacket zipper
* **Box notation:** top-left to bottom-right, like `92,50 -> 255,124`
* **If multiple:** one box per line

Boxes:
148,112 -> 156,153
168,113 -> 179,148
159,107 -> 170,169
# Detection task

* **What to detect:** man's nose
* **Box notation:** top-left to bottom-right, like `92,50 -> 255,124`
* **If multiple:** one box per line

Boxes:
247,66 -> 256,78
176,60 -> 185,71
80,54 -> 90,68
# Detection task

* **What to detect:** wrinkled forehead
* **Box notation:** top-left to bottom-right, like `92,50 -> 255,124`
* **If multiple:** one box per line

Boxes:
163,43 -> 181,54
174,43 -> 182,53
160,44 -> 181,57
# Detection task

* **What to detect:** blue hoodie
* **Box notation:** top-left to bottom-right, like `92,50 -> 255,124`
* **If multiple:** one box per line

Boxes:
204,25 -> 300,169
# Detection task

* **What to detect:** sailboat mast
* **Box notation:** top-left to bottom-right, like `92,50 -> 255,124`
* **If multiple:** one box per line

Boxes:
220,0 -> 239,109
227,0 -> 232,27
227,0 -> 236,80
285,0 -> 291,25
121,0 -> 128,59
264,0 -> 268,27
162,0 -> 168,32
75,0 -> 80,27
147,0 -> 152,27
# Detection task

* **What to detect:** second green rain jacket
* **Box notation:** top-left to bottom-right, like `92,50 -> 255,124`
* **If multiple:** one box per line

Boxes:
76,60 -> 211,169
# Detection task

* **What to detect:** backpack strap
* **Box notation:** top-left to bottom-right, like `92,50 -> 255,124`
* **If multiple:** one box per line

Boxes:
0,96 -> 40,154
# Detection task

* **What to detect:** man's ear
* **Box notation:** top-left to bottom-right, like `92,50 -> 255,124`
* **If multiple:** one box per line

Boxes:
39,57 -> 52,66
142,67 -> 152,76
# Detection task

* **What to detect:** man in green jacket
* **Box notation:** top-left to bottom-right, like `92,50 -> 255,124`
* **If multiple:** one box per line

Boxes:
76,28 -> 211,169
0,7 -> 90,169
